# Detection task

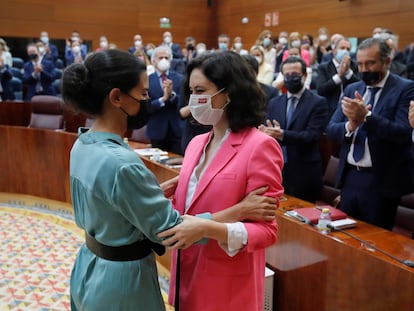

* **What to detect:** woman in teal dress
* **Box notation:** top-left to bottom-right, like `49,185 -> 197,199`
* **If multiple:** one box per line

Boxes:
61,49 -> 185,310
62,49 -> 278,311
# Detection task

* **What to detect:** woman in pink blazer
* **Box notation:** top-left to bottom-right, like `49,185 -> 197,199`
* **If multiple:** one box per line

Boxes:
158,51 -> 284,311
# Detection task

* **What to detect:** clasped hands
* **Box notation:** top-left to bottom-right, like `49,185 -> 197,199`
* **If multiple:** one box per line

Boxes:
342,90 -> 370,132
258,120 -> 284,140
162,79 -> 173,102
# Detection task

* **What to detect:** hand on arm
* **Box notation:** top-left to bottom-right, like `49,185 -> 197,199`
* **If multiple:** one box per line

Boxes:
157,214 -> 227,250
211,186 -> 277,223
160,175 -> 179,198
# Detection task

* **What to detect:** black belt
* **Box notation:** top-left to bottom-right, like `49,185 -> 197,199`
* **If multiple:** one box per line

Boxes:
85,233 -> 165,261
348,164 -> 373,172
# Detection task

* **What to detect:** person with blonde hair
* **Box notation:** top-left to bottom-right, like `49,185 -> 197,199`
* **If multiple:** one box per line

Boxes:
250,45 -> 274,85
256,30 -> 276,70
0,38 -> 13,67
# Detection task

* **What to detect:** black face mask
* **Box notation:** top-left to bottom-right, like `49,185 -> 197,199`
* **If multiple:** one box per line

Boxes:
284,75 -> 303,94
29,53 -> 38,60
121,94 -> 152,130
360,71 -> 382,86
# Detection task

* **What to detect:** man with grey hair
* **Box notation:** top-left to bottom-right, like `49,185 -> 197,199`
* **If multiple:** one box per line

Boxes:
326,37 -> 414,230
147,46 -> 184,154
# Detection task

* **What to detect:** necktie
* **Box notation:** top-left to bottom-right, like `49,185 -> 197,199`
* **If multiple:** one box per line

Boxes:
352,87 -> 381,162
286,96 -> 296,127
282,96 -> 296,164
161,72 -> 167,82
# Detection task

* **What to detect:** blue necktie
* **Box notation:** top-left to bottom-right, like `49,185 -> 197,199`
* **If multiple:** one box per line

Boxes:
286,96 -> 296,127
352,87 -> 381,162
282,96 -> 296,163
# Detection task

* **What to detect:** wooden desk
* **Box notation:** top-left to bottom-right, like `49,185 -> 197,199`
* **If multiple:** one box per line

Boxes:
267,196 -> 414,310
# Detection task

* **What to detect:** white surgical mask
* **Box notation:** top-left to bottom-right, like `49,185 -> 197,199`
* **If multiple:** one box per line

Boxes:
291,40 -> 301,48
189,88 -> 226,125
279,37 -> 288,45
319,34 -> 328,41
135,40 -> 142,47
157,58 -> 170,72
234,42 -> 242,50
100,41 -> 108,49
164,36 -> 172,44
72,46 -> 81,54
38,47 -> 45,54
254,56 -> 262,65
263,38 -> 271,47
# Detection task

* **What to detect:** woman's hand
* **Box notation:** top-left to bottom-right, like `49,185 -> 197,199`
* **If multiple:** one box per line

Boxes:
236,186 -> 278,221
160,175 -> 179,198
157,215 -> 225,250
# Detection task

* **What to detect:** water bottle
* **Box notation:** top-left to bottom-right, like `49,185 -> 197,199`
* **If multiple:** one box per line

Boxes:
152,148 -> 161,162
317,208 -> 331,234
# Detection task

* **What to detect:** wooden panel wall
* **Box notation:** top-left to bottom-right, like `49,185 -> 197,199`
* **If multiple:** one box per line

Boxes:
0,0 -> 413,55
216,0 -> 414,51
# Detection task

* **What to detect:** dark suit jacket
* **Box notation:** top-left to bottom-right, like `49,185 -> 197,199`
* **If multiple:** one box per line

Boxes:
326,73 -> 414,198
0,65 -> 15,100
266,89 -> 328,201
147,70 -> 184,140
23,58 -> 56,101
316,60 -> 359,115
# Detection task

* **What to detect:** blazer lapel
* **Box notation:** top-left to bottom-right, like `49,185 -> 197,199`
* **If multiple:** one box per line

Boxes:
372,74 -> 395,113
186,131 -> 245,214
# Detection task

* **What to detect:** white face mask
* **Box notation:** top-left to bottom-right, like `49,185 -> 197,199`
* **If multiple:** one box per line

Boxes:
40,36 -> 49,44
254,56 -> 262,65
291,40 -> 301,48
189,88 -> 226,125
72,46 -> 81,54
157,58 -> 170,72
279,37 -> 288,45
164,36 -> 172,44
134,40 -> 142,47
234,42 -> 242,50
100,41 -> 108,49
38,47 -> 45,54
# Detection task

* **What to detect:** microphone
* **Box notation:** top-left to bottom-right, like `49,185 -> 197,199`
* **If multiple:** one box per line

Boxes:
327,224 -> 414,268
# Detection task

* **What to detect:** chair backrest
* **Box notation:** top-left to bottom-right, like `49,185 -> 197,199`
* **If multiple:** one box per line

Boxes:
12,57 -> 24,69
10,67 -> 23,80
393,193 -> 414,239
28,95 -> 64,130
9,77 -> 23,100
130,125 -> 151,144
317,156 -> 341,207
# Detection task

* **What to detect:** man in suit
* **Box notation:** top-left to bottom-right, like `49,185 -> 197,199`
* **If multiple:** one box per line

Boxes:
259,57 -> 328,202
128,34 -> 144,55
326,38 -> 414,230
147,46 -> 184,155
161,31 -> 183,59
39,31 -> 59,62
317,38 -> 360,117
23,43 -> 56,101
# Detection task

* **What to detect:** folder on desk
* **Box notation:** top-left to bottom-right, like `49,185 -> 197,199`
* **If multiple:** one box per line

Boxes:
292,205 -> 348,225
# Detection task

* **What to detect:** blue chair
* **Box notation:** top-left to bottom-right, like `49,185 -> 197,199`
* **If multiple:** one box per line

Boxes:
10,67 -> 23,80
12,57 -> 24,69
54,58 -> 64,69
8,77 -> 23,100
53,79 -> 61,95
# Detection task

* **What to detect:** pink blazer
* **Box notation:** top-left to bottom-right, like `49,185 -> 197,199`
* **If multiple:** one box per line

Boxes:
169,127 -> 284,311
282,48 -> 311,67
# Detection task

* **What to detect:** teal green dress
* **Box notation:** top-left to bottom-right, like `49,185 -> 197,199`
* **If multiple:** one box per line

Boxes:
69,130 -> 180,311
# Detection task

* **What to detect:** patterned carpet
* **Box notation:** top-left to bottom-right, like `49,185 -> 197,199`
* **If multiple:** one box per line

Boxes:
0,195 -> 173,311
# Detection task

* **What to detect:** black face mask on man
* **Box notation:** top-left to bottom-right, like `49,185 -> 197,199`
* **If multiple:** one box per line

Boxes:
360,71 -> 382,86
120,94 -> 152,130
284,75 -> 304,94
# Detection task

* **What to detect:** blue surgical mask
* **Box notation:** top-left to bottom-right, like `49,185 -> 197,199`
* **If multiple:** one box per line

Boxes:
219,42 -> 228,51
336,49 -> 350,63
263,38 -> 271,47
